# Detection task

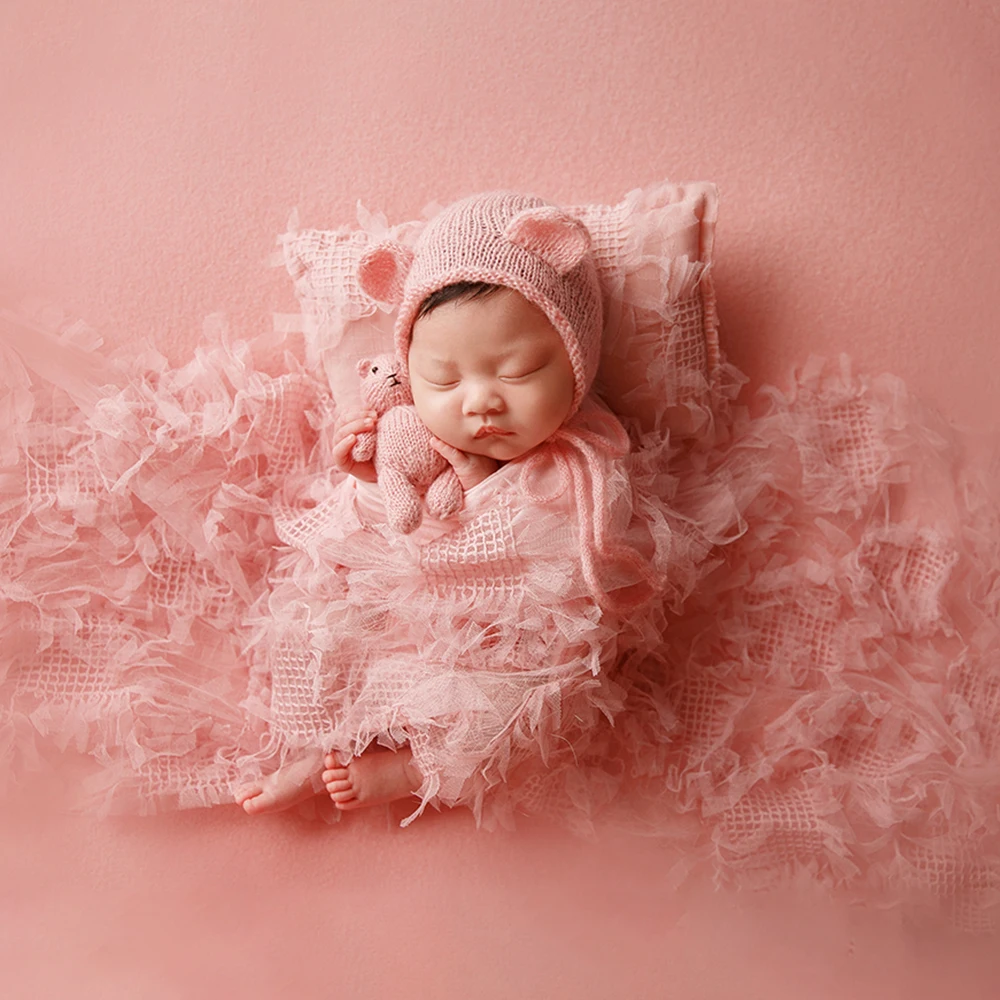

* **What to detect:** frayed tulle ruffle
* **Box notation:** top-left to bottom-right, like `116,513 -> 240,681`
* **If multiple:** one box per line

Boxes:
2,302 -> 999,929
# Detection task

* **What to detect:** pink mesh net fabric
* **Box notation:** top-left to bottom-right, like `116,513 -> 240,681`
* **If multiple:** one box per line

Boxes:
2,184 -> 1000,931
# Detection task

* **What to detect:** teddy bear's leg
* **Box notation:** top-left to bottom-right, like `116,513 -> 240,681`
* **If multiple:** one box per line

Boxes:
425,467 -> 464,520
380,465 -> 424,534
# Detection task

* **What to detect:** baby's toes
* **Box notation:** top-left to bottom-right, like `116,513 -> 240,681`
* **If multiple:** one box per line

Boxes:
241,790 -> 272,815
328,785 -> 357,805
233,784 -> 258,806
323,767 -> 352,794
235,784 -> 268,812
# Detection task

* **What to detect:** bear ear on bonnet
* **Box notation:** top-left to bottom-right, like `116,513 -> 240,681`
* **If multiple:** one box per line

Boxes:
358,240 -> 415,306
504,206 -> 592,275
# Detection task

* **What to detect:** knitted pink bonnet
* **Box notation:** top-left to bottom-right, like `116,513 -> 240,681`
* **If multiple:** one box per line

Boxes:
356,192 -> 604,416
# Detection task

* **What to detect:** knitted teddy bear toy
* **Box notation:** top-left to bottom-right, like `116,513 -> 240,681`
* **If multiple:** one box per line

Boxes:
351,353 -> 464,534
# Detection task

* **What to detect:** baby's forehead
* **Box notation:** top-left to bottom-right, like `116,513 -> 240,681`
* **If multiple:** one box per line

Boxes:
409,332 -> 541,367
409,332 -> 560,373
410,290 -> 557,350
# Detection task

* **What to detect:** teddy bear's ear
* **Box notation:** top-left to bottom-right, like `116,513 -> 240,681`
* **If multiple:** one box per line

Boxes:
357,241 -> 415,305
504,207 -> 591,275
356,357 -> 372,377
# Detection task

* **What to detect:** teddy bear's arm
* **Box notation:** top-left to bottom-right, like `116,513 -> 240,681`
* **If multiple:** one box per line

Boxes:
351,428 -> 377,463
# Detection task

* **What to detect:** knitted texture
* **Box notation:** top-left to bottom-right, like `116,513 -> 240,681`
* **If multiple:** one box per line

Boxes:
352,353 -> 462,534
358,192 -> 604,416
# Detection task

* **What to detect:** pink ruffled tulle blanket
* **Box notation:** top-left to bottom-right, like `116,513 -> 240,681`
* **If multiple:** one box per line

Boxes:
1,303 -> 998,932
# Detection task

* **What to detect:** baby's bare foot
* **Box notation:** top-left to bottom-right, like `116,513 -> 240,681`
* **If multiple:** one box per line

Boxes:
237,752 -> 323,816
322,747 -> 422,812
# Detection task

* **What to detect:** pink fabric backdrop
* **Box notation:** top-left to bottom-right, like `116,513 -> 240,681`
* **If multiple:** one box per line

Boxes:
2,1 -> 998,996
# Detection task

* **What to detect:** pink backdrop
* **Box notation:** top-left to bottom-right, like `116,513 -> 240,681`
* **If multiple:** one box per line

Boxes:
2,1 -> 998,996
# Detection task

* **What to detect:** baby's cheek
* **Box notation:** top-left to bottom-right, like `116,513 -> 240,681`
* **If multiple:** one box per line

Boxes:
410,390 -> 435,426
415,397 -> 451,437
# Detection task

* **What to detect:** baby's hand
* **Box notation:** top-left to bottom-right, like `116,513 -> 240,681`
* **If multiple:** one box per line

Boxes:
331,410 -> 379,482
430,438 -> 500,490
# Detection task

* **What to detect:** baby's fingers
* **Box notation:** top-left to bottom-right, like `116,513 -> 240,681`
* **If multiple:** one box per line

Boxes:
428,436 -> 466,467
331,432 -> 357,463
334,414 -> 376,441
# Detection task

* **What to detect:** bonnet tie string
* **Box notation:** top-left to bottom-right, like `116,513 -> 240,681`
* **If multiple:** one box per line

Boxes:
520,410 -> 659,612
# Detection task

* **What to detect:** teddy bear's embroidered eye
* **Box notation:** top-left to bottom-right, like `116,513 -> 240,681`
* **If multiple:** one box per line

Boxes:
371,366 -> 379,374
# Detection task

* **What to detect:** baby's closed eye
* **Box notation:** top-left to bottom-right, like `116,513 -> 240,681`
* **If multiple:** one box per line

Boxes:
499,363 -> 546,382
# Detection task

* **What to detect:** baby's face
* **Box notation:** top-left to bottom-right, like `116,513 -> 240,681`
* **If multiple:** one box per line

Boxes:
408,288 -> 576,462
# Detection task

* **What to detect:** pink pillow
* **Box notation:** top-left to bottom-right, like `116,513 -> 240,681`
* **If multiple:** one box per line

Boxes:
279,181 -> 721,436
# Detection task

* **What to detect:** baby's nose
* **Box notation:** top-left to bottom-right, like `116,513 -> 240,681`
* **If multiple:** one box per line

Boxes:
463,381 -> 505,415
